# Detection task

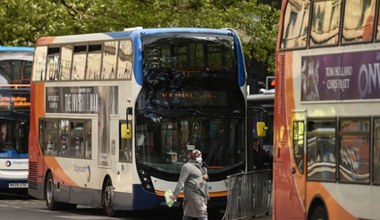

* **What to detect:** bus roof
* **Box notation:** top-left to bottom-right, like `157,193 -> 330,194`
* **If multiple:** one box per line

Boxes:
35,27 -> 236,46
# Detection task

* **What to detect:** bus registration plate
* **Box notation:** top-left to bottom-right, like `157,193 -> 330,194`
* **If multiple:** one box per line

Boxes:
9,183 -> 28,188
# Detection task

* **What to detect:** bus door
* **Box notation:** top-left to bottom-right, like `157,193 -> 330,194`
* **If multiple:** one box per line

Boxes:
291,110 -> 307,219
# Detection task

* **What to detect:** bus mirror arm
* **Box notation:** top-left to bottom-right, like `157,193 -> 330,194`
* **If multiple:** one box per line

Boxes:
126,107 -> 132,120
125,107 -> 133,134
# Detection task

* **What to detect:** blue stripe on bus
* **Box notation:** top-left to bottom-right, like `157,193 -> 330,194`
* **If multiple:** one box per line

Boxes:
132,33 -> 144,86
0,47 -> 34,52
104,31 -> 134,39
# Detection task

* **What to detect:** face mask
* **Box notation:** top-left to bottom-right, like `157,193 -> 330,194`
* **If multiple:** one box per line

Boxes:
195,157 -> 202,163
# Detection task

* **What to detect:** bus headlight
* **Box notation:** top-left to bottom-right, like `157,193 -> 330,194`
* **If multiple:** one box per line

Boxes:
138,169 -> 154,192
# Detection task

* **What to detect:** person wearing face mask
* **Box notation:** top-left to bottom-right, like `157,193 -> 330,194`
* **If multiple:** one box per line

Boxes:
171,149 -> 209,220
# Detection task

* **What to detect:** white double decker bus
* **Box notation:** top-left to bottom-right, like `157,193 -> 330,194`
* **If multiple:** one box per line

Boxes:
0,46 -> 33,191
28,28 -> 247,216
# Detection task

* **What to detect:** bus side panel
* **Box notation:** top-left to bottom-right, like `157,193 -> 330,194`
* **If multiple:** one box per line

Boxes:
70,186 -> 102,208
273,51 -> 305,219
133,184 -> 160,209
306,182 -> 359,220
28,82 -> 46,199
0,158 -> 28,189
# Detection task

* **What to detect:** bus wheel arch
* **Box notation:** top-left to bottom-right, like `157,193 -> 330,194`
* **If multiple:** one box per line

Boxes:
102,176 -> 118,217
44,170 -> 77,210
307,197 -> 329,220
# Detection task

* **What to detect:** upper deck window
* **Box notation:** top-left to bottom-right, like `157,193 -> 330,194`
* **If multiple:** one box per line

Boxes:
33,46 -> 47,81
102,41 -> 117,79
0,52 -> 32,84
60,45 -> 73,80
342,0 -> 375,43
86,44 -> 102,80
310,0 -> 341,47
72,45 -> 87,80
46,47 -> 60,81
142,33 -> 236,74
281,0 -> 310,49
32,38 -> 134,82
117,40 -> 133,79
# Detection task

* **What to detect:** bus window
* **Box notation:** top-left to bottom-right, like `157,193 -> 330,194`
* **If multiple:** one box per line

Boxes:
339,118 -> 370,183
85,120 -> 92,159
44,120 -> 59,156
33,46 -> 47,81
70,121 -> 84,158
307,120 -> 336,181
72,45 -> 87,80
374,118 -> 380,184
102,41 -> 117,79
281,0 -> 310,49
293,121 -> 304,173
117,40 -> 132,79
310,0 -> 341,47
342,0 -> 375,43
46,47 -> 60,81
86,44 -> 102,80
59,120 -> 70,156
60,45 -> 73,80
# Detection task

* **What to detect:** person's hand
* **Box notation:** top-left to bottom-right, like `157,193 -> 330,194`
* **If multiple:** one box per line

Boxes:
170,195 -> 177,201
203,174 -> 209,181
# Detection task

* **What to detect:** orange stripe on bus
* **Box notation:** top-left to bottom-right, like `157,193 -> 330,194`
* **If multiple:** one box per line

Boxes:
36,37 -> 56,46
44,157 -> 79,187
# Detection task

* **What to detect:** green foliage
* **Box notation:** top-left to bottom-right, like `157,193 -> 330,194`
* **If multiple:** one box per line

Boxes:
0,0 -> 279,74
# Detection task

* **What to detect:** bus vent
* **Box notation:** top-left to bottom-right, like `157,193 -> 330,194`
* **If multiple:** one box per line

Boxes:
277,52 -> 286,115
28,161 -> 38,190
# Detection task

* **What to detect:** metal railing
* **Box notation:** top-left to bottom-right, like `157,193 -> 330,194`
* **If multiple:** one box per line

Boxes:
222,170 -> 272,220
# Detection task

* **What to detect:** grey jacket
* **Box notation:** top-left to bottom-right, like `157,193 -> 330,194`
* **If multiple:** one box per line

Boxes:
173,160 -> 209,218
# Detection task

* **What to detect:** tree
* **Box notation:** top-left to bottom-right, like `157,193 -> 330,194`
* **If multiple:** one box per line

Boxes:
0,0 -> 280,75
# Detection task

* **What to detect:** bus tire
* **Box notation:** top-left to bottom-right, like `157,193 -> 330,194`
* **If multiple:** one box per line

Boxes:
45,172 -> 58,210
102,178 -> 117,217
45,172 -> 77,210
310,205 -> 328,220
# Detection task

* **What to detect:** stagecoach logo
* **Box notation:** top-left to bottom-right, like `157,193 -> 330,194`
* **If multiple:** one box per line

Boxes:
5,160 -> 11,167
73,164 -> 91,182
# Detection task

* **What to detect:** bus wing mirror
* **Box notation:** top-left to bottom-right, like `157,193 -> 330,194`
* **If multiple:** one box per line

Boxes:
121,123 -> 132,139
257,122 -> 267,137
122,107 -> 133,139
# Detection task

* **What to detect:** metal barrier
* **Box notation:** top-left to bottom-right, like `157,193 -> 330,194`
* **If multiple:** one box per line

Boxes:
222,170 -> 271,220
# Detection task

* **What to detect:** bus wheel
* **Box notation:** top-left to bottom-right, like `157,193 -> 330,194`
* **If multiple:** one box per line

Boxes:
103,178 -> 116,217
45,172 -> 58,210
45,172 -> 77,210
310,205 -> 328,220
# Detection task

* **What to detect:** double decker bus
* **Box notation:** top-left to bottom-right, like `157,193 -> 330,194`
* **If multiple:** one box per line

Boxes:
0,46 -> 32,191
28,28 -> 247,216
273,0 -> 380,219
